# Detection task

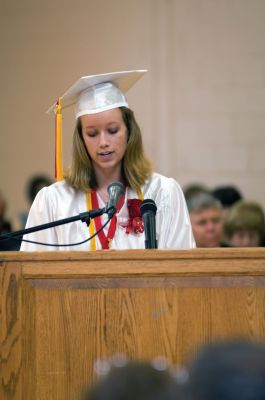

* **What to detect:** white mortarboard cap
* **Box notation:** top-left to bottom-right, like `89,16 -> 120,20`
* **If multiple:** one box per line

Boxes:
47,69 -> 147,119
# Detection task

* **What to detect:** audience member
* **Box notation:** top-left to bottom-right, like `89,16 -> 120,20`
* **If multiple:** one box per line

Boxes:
0,191 -> 20,250
184,340 -> 265,400
19,174 -> 53,228
224,201 -> 265,247
26,174 -> 54,204
184,184 -> 210,202
186,192 -> 225,247
212,185 -> 242,208
212,185 -> 242,221
82,360 -> 180,400
0,191 -> 12,233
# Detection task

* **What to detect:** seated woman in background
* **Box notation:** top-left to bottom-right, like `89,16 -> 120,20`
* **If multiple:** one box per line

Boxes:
224,201 -> 265,247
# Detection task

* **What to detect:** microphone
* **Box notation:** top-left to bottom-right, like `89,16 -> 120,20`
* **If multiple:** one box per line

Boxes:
105,182 -> 125,218
140,199 -> 158,249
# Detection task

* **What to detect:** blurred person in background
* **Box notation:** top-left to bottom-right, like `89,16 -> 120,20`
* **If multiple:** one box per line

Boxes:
186,191 -> 225,247
0,191 -> 12,233
27,174 -> 54,204
212,185 -> 242,208
212,185 -> 242,221
184,340 -> 265,400
19,174 -> 53,228
0,190 -> 20,250
224,201 -> 265,247
184,183 -> 210,202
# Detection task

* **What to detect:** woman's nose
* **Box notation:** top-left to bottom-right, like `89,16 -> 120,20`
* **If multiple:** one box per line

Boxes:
98,132 -> 109,147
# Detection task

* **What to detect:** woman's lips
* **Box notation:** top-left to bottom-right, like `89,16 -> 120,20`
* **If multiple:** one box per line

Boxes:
98,151 -> 114,161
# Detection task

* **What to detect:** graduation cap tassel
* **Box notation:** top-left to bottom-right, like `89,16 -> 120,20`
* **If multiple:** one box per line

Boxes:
55,98 -> 63,181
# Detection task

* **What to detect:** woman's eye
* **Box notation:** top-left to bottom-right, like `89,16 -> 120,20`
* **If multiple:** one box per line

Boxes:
108,127 -> 118,134
87,131 -> 97,137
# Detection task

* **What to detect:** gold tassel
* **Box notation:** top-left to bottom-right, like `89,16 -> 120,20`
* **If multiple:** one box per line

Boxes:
86,192 -> 97,251
55,98 -> 63,181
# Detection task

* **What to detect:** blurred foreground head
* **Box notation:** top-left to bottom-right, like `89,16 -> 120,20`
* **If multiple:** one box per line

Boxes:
185,340 -> 265,400
82,360 -> 180,400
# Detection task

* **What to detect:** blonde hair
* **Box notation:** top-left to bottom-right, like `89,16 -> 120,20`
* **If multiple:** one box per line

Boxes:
64,107 -> 152,191
225,201 -> 265,241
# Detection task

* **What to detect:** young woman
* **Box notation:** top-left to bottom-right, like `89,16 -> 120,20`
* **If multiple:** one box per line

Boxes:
20,70 -> 195,251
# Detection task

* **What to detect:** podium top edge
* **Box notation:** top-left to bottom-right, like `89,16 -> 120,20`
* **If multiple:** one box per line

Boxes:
1,248 -> 265,262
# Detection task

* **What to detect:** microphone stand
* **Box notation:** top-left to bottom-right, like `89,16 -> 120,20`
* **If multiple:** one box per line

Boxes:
0,208 -> 107,241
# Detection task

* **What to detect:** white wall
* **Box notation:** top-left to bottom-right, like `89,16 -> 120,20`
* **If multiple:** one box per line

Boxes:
1,0 -> 265,227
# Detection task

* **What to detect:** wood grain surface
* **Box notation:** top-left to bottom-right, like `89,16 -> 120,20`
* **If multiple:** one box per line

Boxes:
1,249 -> 265,400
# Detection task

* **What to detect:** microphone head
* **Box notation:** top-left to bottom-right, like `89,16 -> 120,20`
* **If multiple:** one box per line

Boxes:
107,181 -> 125,197
106,182 -> 125,217
140,199 -> 157,216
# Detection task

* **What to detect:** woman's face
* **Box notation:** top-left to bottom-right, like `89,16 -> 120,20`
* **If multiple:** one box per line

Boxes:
80,108 -> 128,178
229,230 -> 261,247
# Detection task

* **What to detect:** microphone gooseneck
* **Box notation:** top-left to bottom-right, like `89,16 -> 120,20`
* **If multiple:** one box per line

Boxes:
140,199 -> 158,249
105,182 -> 125,218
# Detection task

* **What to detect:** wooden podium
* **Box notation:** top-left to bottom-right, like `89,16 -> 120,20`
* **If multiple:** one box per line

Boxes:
1,248 -> 265,400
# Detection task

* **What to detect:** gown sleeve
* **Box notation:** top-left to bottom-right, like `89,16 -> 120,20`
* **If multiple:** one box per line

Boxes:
155,178 -> 196,249
20,187 -> 59,251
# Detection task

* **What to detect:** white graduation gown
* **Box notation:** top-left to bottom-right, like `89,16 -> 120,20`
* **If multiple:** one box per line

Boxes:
20,172 -> 195,251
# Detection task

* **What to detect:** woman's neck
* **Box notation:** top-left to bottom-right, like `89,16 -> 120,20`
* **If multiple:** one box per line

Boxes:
93,168 -> 125,205
94,166 -> 124,192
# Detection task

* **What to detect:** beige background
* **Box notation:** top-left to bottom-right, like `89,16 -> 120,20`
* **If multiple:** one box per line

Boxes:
1,0 -> 265,228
